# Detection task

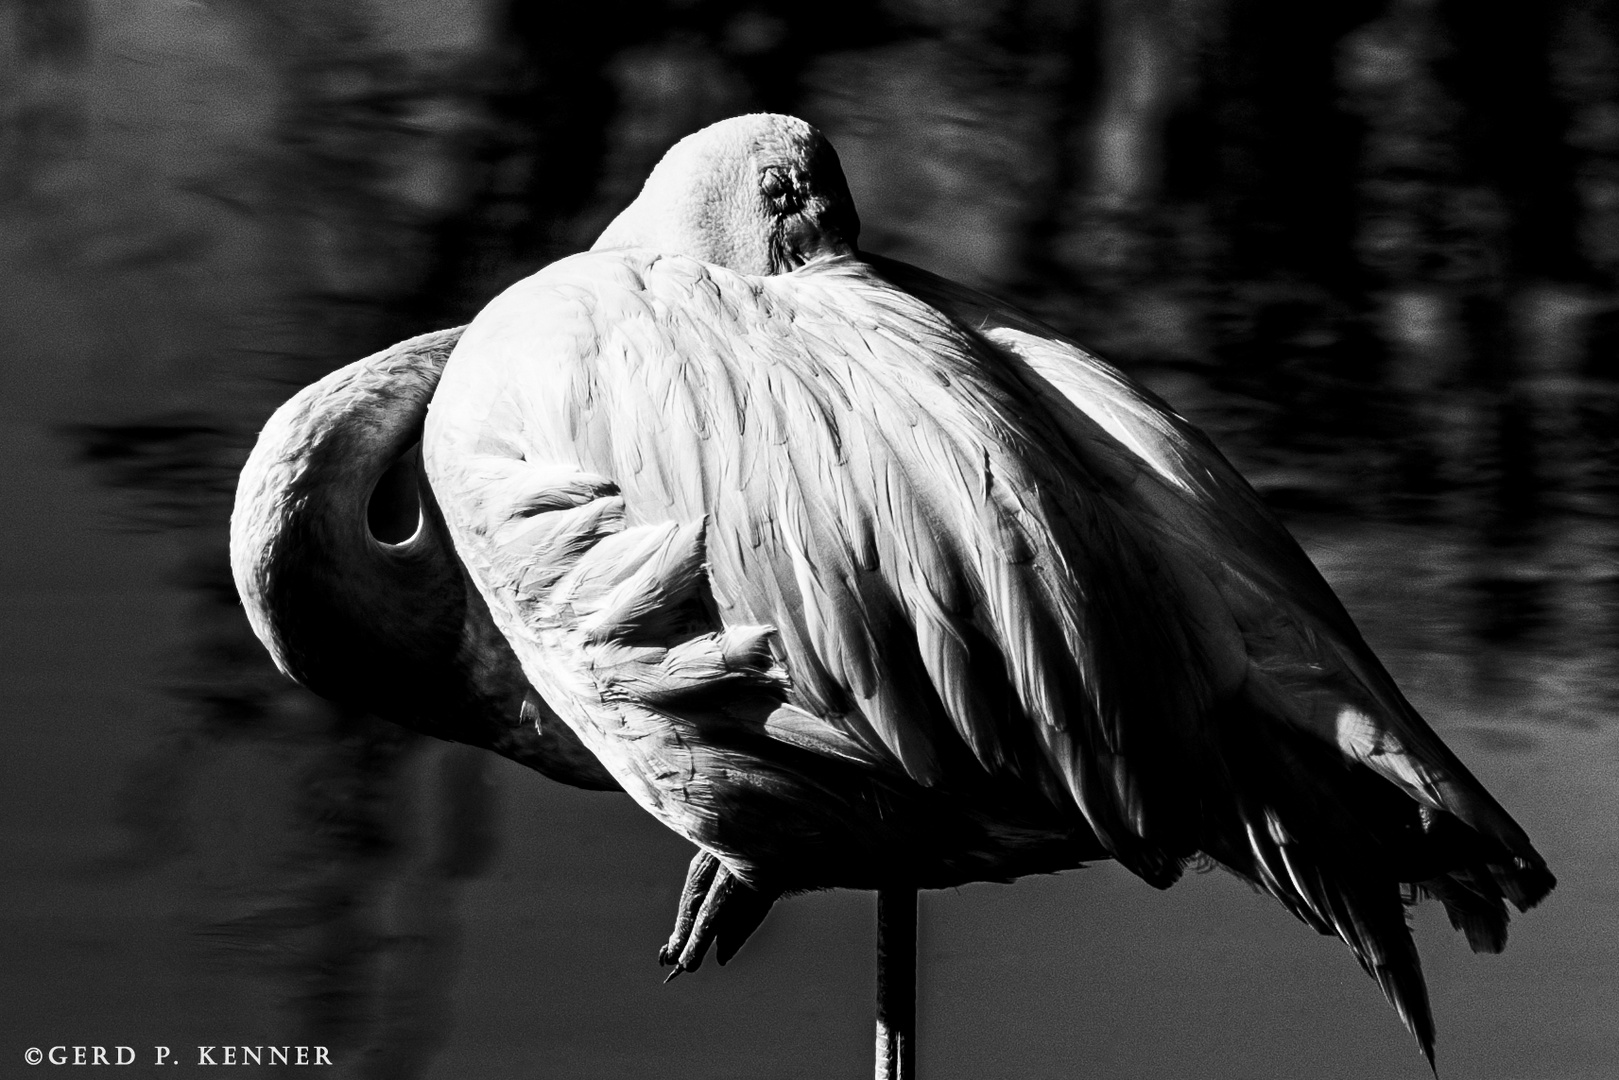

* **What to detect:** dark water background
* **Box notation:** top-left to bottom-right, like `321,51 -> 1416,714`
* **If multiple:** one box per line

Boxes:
1,1 -> 1616,1077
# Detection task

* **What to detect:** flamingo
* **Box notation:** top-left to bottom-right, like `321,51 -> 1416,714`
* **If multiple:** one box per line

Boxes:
235,113 -> 1553,1074
231,326 -> 616,791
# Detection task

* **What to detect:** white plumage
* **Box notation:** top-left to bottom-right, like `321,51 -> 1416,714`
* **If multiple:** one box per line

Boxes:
231,113 -> 1552,1068
418,114 -> 1552,1063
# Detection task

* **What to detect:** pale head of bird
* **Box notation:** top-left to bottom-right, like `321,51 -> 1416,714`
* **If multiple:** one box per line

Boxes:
592,113 -> 860,274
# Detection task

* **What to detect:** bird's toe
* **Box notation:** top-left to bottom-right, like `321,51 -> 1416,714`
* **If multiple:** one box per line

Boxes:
659,852 -> 778,977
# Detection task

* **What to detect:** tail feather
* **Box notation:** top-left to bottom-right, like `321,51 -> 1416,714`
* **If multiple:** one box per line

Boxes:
1192,701 -> 1536,1064
1420,873 -> 1509,954
1210,802 -> 1437,1064
1492,855 -> 1557,913
1373,953 -> 1438,1072
1245,655 -> 1555,919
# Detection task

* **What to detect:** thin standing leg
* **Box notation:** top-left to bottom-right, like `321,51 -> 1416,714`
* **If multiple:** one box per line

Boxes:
875,887 -> 916,1080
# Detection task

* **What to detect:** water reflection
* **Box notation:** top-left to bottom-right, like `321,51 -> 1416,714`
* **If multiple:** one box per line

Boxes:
10,0 -> 1618,1076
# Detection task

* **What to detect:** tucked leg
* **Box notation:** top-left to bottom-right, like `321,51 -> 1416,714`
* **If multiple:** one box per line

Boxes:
660,852 -> 778,977
660,851 -> 720,969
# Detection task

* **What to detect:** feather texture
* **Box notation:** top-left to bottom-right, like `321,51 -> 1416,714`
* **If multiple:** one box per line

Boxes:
423,215 -> 1551,1067
230,327 -> 618,791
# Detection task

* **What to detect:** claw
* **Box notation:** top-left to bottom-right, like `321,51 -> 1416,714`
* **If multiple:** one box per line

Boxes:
673,863 -> 736,974
658,849 -> 778,977
660,851 -> 720,970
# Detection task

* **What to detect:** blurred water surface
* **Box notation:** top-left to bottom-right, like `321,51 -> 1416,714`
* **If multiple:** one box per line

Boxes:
2,1 -> 1616,1077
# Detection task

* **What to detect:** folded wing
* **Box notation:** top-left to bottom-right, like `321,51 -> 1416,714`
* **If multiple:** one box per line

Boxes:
425,249 -> 1553,1063
873,254 -> 1555,1060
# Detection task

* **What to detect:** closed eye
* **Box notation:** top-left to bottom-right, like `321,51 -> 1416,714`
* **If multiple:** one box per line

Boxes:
761,167 -> 799,210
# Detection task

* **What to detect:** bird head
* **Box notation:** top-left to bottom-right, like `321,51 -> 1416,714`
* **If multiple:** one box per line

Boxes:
230,329 -> 618,791
592,113 -> 861,274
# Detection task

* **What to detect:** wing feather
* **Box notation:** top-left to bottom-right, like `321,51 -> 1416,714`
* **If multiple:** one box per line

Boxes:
435,255 -> 1144,836
427,249 -> 1550,1060
868,253 -> 1551,1060
872,255 -> 1548,864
